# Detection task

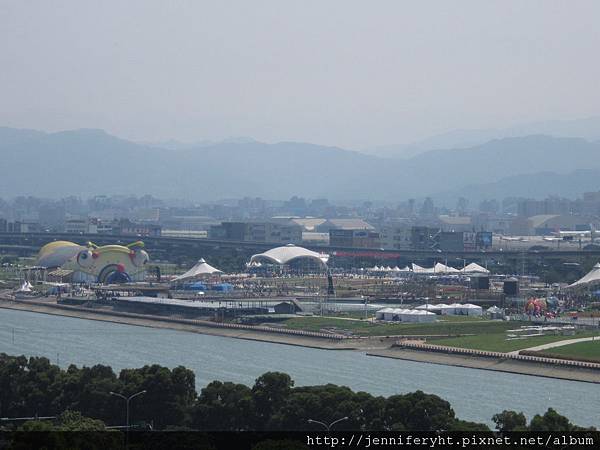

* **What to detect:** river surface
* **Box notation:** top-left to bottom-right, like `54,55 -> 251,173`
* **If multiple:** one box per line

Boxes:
0,308 -> 598,427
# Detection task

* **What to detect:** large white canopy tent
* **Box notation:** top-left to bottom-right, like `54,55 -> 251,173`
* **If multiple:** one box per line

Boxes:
249,244 -> 329,268
567,262 -> 600,290
172,258 -> 222,282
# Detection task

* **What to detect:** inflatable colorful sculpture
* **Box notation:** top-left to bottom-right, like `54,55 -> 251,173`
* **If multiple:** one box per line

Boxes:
525,297 -> 547,315
37,240 -> 149,283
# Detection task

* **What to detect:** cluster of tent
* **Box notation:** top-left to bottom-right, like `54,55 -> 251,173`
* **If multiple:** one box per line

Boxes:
367,262 -> 489,274
414,303 -> 483,316
375,308 -> 437,322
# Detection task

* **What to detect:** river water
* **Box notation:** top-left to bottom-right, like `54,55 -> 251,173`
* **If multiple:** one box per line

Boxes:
0,308 -> 597,427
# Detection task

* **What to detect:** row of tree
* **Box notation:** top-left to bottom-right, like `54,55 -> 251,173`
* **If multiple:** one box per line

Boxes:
0,354 -> 592,431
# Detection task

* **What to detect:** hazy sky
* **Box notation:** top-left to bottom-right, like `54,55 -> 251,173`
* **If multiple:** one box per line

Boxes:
1,1 -> 599,149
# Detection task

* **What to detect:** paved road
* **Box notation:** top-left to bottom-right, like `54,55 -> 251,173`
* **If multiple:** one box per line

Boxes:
509,336 -> 600,355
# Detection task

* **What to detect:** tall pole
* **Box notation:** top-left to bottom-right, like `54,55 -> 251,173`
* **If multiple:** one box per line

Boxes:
307,416 -> 349,432
110,390 -> 146,448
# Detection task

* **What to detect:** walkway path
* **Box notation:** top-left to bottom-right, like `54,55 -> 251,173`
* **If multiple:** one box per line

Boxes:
508,336 -> 599,355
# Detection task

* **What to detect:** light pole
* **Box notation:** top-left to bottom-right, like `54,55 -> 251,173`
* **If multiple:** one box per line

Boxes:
307,416 -> 349,432
110,390 -> 146,447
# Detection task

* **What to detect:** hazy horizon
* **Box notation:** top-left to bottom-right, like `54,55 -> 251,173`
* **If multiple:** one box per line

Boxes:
2,1 -> 600,150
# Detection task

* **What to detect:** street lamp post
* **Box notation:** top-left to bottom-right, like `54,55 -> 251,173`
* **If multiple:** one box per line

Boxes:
110,390 -> 146,447
307,416 -> 349,432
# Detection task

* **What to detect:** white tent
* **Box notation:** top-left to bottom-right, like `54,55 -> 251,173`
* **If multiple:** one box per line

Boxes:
440,303 -> 463,315
375,307 -> 395,320
568,262 -> 600,289
415,303 -> 443,313
172,258 -> 223,282
413,310 -> 437,322
433,262 -> 460,274
412,263 -> 435,273
16,281 -> 33,293
461,262 -> 490,274
486,305 -> 505,318
411,263 -> 423,272
461,303 -> 483,316
376,308 -> 436,322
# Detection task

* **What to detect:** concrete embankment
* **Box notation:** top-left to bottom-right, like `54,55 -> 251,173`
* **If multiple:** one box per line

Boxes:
0,296 -> 371,350
367,347 -> 600,384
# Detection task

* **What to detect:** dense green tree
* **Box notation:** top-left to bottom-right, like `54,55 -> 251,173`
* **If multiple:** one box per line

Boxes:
383,391 -> 455,431
55,410 -> 106,431
52,364 -> 122,424
119,364 -> 196,428
251,372 -> 293,428
268,384 -> 359,431
492,410 -> 528,432
191,381 -> 253,430
0,353 -> 591,433
529,408 -> 573,432
449,419 -> 491,431
0,355 -> 61,417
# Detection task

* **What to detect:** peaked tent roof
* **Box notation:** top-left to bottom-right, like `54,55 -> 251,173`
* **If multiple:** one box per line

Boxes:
433,262 -> 460,273
172,258 -> 223,281
462,262 -> 490,274
568,262 -> 600,289
412,263 -> 427,273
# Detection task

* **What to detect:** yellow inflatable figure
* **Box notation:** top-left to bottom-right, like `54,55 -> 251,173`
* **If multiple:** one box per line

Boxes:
37,240 -> 149,283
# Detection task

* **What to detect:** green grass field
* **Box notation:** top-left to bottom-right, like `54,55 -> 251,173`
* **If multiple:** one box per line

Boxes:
531,340 -> 600,362
282,316 -> 522,337
430,331 -> 600,353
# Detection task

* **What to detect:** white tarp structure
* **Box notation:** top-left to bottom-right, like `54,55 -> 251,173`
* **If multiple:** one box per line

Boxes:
486,305 -> 505,318
376,308 -> 437,323
15,281 -> 33,292
567,262 -> 600,289
433,263 -> 460,274
415,303 -> 444,313
440,303 -> 462,315
461,263 -> 490,274
172,258 -> 223,281
440,303 -> 483,316
460,303 -> 483,316
249,244 -> 329,267
375,307 -> 395,320
411,263 -> 430,273
367,262 -> 488,276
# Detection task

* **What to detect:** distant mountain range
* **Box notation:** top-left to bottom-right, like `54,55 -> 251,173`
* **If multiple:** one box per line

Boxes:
366,116 -> 600,159
1,127 -> 599,203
